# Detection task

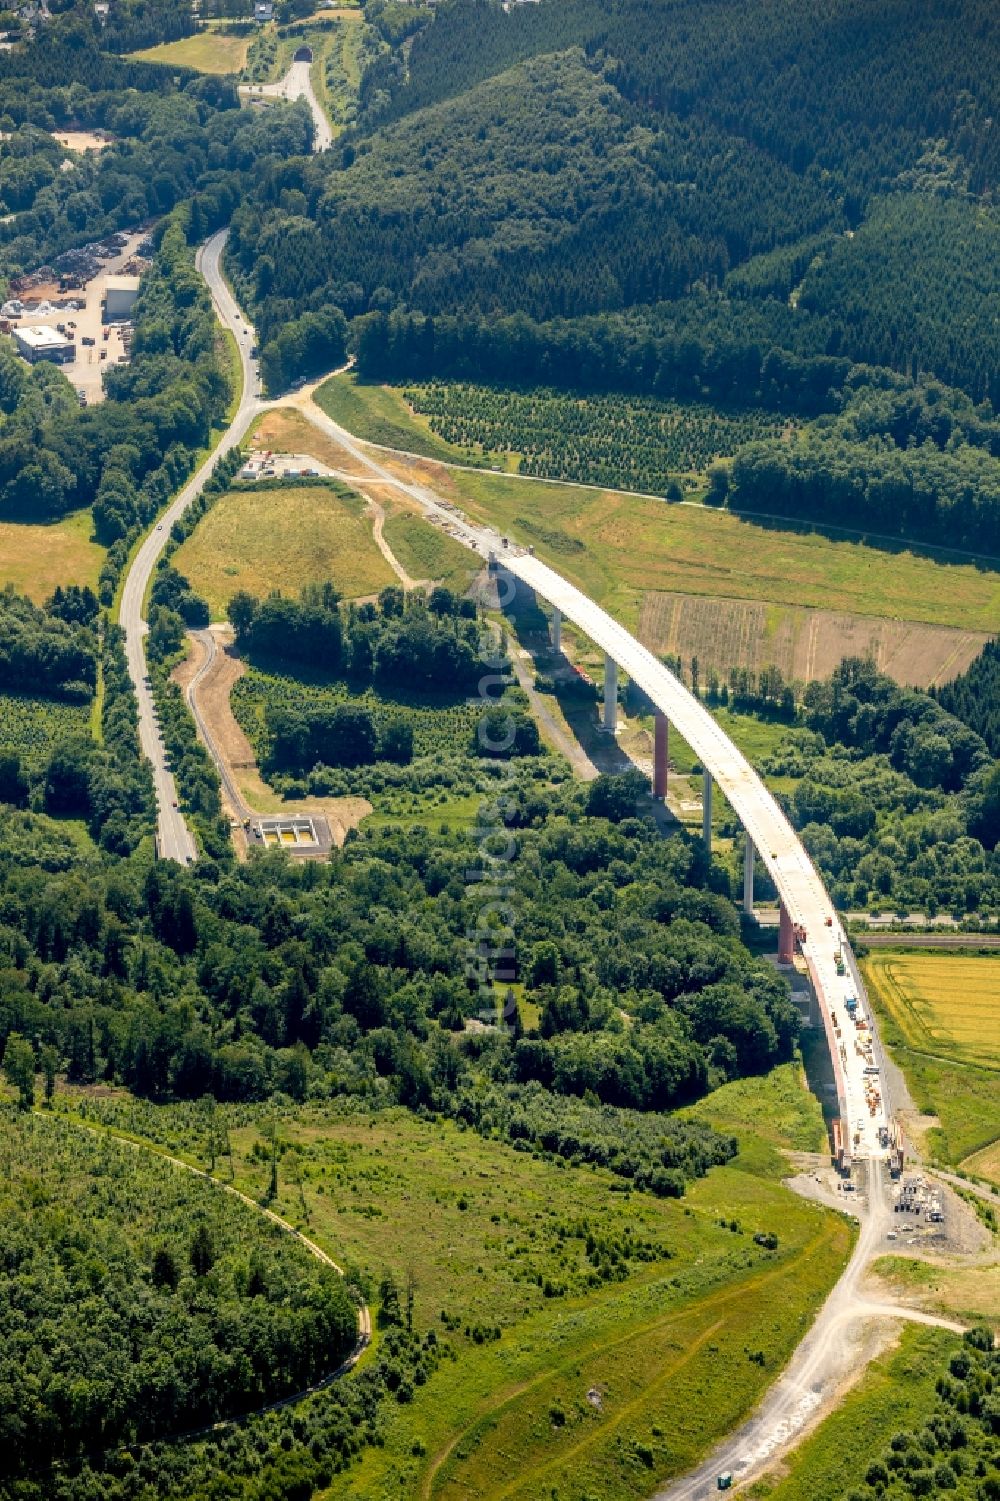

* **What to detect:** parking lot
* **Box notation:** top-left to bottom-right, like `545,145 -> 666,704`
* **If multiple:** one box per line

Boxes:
5,229 -> 148,403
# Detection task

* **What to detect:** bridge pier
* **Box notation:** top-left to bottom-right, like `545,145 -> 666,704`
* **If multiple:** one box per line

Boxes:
743,834 -> 754,915
653,713 -> 668,797
778,901 -> 795,965
702,769 -> 712,848
550,606 -> 562,655
603,655 -> 618,733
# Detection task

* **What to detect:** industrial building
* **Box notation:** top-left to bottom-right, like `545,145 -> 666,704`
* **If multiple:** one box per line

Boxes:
103,274 -> 140,322
13,325 -> 74,364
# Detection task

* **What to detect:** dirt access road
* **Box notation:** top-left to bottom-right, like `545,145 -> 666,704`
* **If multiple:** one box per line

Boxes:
655,1161 -> 965,1500
178,626 -> 370,850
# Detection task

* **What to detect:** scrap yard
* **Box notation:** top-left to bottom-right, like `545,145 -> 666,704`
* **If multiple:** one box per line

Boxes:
1,227 -> 152,402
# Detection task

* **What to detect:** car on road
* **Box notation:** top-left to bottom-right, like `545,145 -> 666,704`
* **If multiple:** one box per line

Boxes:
156,522 -> 163,530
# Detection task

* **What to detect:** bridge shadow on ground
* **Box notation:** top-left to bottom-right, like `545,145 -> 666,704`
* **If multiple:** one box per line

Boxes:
497,570 -> 677,837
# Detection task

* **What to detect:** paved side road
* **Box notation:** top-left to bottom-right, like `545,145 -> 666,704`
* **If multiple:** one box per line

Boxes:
119,228 -> 262,862
242,59 -> 333,151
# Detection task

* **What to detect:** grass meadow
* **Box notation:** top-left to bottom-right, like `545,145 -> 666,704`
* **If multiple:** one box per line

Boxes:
0,507 -> 104,602
316,375 -> 467,465
172,482 -> 394,616
382,503 -> 480,593
57,1083 -> 852,1501
872,1255 -> 1000,1326
314,376 -> 1000,637
130,30 -> 252,73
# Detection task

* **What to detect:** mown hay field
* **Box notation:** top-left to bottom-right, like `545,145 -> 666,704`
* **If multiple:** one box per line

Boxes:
638,591 -> 988,689
129,31 -> 252,73
862,953 -> 1000,1067
172,483 -> 394,617
862,953 -> 1000,1167
0,509 -> 104,602
960,1137 -> 1000,1189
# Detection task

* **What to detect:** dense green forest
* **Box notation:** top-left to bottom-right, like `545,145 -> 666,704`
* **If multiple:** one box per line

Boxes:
752,660 -> 1000,915
230,0 -> 1000,402
935,640 -> 1000,760
0,11 -> 311,283
226,0 -> 1000,563
0,757 -> 796,1115
0,590 -> 154,854
0,1112 -> 357,1476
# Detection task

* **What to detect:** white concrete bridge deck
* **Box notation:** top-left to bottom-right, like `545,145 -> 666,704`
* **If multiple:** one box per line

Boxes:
503,550 -> 889,1160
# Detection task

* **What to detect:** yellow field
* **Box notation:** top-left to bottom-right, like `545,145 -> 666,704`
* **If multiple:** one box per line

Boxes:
961,1138 -> 1000,1189
130,31 -> 251,74
862,953 -> 1000,1066
0,509 -> 104,601
172,483 -> 395,617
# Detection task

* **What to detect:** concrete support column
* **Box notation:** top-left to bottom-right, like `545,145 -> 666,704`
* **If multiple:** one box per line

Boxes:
743,834 -> 754,915
653,713 -> 669,798
551,607 -> 562,655
702,768 -> 712,848
778,901 -> 795,965
603,655 -> 618,733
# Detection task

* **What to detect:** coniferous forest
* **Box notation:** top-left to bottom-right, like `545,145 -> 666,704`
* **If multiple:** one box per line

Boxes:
0,2 -> 998,1499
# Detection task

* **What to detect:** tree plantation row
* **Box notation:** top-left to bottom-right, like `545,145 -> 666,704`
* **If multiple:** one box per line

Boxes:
401,381 -> 789,494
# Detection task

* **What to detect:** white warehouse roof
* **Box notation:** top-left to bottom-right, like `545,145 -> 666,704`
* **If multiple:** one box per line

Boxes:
15,325 -> 72,350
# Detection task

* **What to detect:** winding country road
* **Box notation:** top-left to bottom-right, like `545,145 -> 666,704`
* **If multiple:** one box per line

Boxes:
119,226 -> 262,861
114,65 -> 972,1501
120,54 -> 334,860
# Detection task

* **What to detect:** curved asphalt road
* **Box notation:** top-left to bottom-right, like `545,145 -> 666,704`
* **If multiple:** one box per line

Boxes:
122,59 -> 337,862
242,58 -> 333,152
120,228 -> 262,862
115,64 -> 962,1501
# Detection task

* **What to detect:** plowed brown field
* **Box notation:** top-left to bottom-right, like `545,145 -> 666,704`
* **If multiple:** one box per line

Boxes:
638,592 -> 989,688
